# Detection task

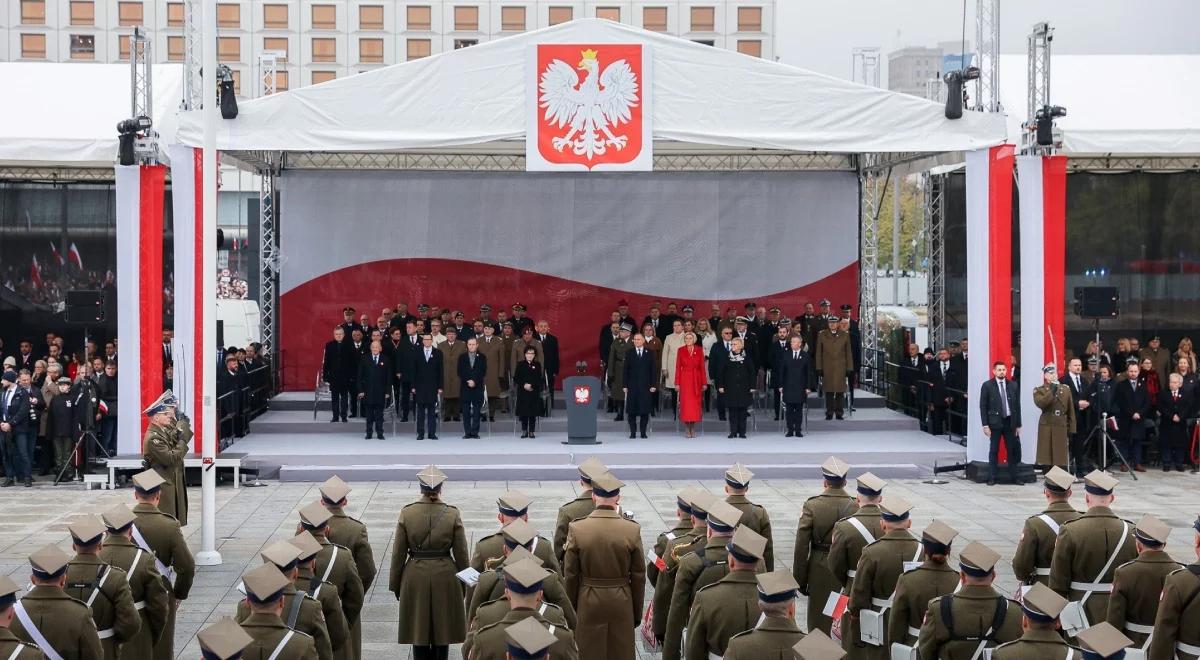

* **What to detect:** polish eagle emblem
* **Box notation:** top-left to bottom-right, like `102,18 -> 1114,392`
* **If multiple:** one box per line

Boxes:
538,48 -> 640,161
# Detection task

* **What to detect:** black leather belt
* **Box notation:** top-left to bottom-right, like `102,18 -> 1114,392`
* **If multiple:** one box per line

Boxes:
408,550 -> 451,559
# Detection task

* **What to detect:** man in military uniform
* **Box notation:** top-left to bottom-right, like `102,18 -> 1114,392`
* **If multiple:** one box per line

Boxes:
828,473 -> 885,647
794,457 -> 858,635
318,476 -> 375,660
846,497 -> 920,659
0,576 -> 42,659
816,316 -> 854,420
1048,470 -> 1136,635
888,520 -> 959,650
606,325 -> 632,421
500,616 -> 563,660
1012,467 -> 1082,587
475,323 -> 506,420
289,533 -> 349,657
239,564 -> 319,660
723,570 -> 805,659
11,545 -> 103,660
1106,515 -> 1180,651
793,630 -> 846,660
917,541 -> 1022,660
1033,363 -> 1076,470
471,491 -> 559,576
1148,515 -> 1200,660
554,457 -> 607,570
465,558 -> 577,660
439,327 -> 466,422
129,469 -> 194,660
237,541 -> 334,660
723,463 -> 774,571
140,391 -> 192,525
992,583 -> 1081,660
297,502 -> 364,658
467,524 -> 575,629
648,487 -> 697,592
196,618 -> 253,660
562,471 -> 644,660
684,526 -> 767,660
64,517 -> 139,660
98,504 -> 166,660
663,500 -> 743,660
1075,623 -> 1133,660
463,549 -> 572,655
651,490 -> 712,646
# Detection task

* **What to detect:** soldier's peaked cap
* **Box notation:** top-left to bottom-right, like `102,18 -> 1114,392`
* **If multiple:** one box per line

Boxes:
675,486 -> 699,515
289,531 -> 323,560
1043,466 -> 1076,493
577,456 -> 607,482
921,520 -> 958,549
131,468 -> 166,493
497,490 -> 533,517
705,500 -> 744,532
260,540 -> 302,570
242,563 -> 290,604
417,465 -> 447,490
724,462 -> 754,488
68,515 -> 107,545
143,389 -> 177,416
101,504 -> 137,532
1133,514 -> 1171,546
1083,470 -> 1119,496
1021,582 -> 1068,622
29,544 -> 71,579
502,557 -> 551,595
0,575 -> 19,609
298,501 -> 333,529
688,491 -> 716,518
197,617 -> 254,660
501,519 -> 537,547
502,545 -> 543,568
590,471 -> 624,497
878,496 -> 913,522
793,630 -> 846,659
505,615 -> 558,660
958,541 -> 1001,576
756,570 -> 800,603
726,525 -> 767,562
1076,622 -> 1133,659
855,472 -> 886,496
319,475 -> 352,503
822,456 -> 851,480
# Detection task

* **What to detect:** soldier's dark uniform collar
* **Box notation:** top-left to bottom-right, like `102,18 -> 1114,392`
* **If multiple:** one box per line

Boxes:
757,615 -> 801,632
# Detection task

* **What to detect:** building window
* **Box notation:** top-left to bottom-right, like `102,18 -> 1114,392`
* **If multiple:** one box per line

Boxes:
118,33 -> 131,59
737,7 -> 761,32
311,4 -> 335,29
548,6 -> 573,25
118,1 -> 143,26
263,4 -> 288,29
166,2 -> 183,27
167,35 -> 184,60
737,39 -> 761,57
272,70 -> 289,92
21,1 -> 45,25
312,37 -> 336,62
407,6 -> 431,30
596,7 -> 620,21
70,1 -> 95,26
264,37 -> 289,61
690,6 -> 713,32
406,38 -> 430,60
359,37 -> 383,62
642,7 -> 666,31
312,70 -> 336,84
69,34 -> 95,59
217,3 -> 240,28
359,5 -> 383,30
230,70 -> 241,94
21,33 -> 46,58
500,6 -> 525,31
218,36 -> 240,61
454,39 -> 477,49
453,6 -> 478,31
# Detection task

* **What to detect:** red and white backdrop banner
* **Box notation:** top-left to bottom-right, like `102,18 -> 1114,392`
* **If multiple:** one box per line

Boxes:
167,144 -> 207,453
114,163 -> 165,455
276,170 -> 860,391
965,144 -> 1016,463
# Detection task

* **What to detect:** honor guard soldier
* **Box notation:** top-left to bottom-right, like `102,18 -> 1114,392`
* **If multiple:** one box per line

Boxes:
793,629 -> 847,660
64,517 -> 140,660
1106,515 -> 1180,651
1012,467 -> 1082,587
318,477 -> 375,660
502,616 -> 564,660
562,471 -> 644,660
472,491 -> 560,576
11,545 -> 103,660
99,504 -> 168,660
298,501 -> 364,659
237,542 -> 334,660
1147,515 -> 1200,660
607,324 -> 633,421
888,520 -> 960,651
1048,471 -> 1136,636
464,558 -> 578,660
0,576 -> 42,659
648,487 -> 698,591
467,522 -> 576,629
723,463 -> 775,571
140,390 -> 192,526
650,490 -> 712,647
723,570 -> 805,660
239,564 -> 319,660
1033,363 -> 1077,471
847,497 -> 920,659
684,525 -> 768,660
129,469 -> 195,660
917,541 -> 1021,660
197,618 -> 253,660
794,457 -> 858,635
1075,623 -> 1133,660
828,473 -> 885,648
554,457 -> 607,569
992,583 -> 1082,660
289,533 -> 349,658
465,546 -> 571,643
662,500 -> 743,660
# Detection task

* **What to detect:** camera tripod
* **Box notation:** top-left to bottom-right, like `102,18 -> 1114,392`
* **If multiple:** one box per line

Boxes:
1078,412 -> 1135,480
53,428 -> 110,486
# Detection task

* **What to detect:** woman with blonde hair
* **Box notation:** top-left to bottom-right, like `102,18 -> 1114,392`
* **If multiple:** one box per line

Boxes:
1174,336 -> 1196,374
674,332 -> 706,438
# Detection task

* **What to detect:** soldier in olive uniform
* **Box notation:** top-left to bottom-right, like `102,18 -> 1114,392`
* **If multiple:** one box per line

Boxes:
607,325 -> 633,421
917,542 -> 1022,660
723,463 -> 775,571
500,616 -> 562,660
1148,515 -> 1200,660
239,564 -> 319,660
439,328 -> 466,421
991,583 -> 1082,660
793,629 -> 846,660
815,316 -> 854,420
196,617 -> 253,660
563,471 -> 645,660
794,457 -> 858,635
651,490 -> 712,646
0,576 -> 43,659
471,491 -> 560,577
318,476 -> 376,660
888,520 -> 959,650
847,497 -> 921,660
11,545 -> 103,660
827,473 -> 886,651
723,570 -> 806,660
684,526 -> 767,660
236,542 -> 334,660
140,391 -> 192,526
1106,515 -> 1180,651
99,504 -> 168,660
1048,471 -> 1136,634
128,470 -> 194,660
297,502 -> 364,660
64,518 -> 140,660
1075,623 -> 1134,660
662,500 -> 744,660
290,533 -> 350,657
465,558 -> 578,660
463,549 -> 571,657
554,458 -> 607,570
468,525 -> 575,629
648,487 -> 698,591
475,324 -> 506,420
1012,467 -> 1082,587
1033,364 -> 1077,469
389,466 -> 469,660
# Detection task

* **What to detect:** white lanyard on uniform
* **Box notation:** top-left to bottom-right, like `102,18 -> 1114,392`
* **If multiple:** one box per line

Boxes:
13,602 -> 64,660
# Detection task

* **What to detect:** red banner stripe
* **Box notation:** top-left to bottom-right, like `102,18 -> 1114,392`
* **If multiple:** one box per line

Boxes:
139,165 -> 166,441
1042,156 -> 1068,371
987,145 -> 1016,369
192,148 -> 204,454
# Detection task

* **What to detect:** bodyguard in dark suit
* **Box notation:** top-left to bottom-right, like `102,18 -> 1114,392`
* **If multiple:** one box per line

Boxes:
622,334 -> 657,439
357,341 -> 392,439
777,336 -> 813,437
710,327 -> 735,421
345,328 -> 368,418
322,327 -> 353,422
457,339 -> 487,439
411,334 -> 444,440
766,322 -> 792,420
396,320 -> 421,421
978,361 -> 1022,485
1114,361 -> 1151,470
1,370 -> 33,487
385,327 -> 407,414
928,349 -> 954,435
1062,357 -> 1092,476
536,321 -> 560,415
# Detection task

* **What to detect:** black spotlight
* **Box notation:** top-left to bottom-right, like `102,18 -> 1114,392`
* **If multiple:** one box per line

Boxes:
943,66 -> 980,119
1035,104 -> 1068,146
116,116 -> 152,166
217,65 -> 239,119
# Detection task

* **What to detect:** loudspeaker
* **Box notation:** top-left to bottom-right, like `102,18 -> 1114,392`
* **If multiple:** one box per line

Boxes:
1074,286 -> 1119,319
65,290 -> 106,324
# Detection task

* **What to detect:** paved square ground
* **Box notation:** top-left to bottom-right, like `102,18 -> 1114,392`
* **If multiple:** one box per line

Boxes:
0,469 -> 1196,659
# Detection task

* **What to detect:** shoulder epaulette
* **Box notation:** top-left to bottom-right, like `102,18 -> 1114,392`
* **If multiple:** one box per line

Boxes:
728,629 -> 753,641
696,581 -> 721,594
290,629 -> 314,641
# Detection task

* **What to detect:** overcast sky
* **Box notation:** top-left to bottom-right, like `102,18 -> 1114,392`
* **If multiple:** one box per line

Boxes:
776,0 -> 1200,79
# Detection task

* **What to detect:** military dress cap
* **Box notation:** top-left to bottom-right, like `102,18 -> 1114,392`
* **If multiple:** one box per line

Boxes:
69,515 -> 107,545
756,570 -> 801,603
289,531 -> 323,561
921,520 -> 959,552
417,465 -> 448,490
242,563 -> 290,604
503,545 -> 543,568
618,323 -> 633,333
132,468 -> 166,493
453,311 -> 464,318
101,504 -> 137,531
1,370 -> 16,383
502,321 -> 514,328
735,316 -> 751,324
512,303 -> 526,311
744,302 -> 758,309
497,490 -> 533,517
1043,363 -> 1057,373
617,299 -> 629,307
726,525 -> 768,563
818,299 -> 831,306
56,376 -> 71,385
1133,514 -> 1171,546
1043,466 -> 1076,493
878,496 -> 913,522
705,500 -> 744,533
577,456 -> 608,482
319,475 -> 352,503
29,544 -> 71,579
778,317 -> 792,326
0,575 -> 20,608
342,306 -> 355,313
855,472 -> 886,496
1076,622 -> 1133,659
840,304 -> 853,312
505,615 -> 558,659
676,486 -> 699,515
724,462 -> 755,488
260,540 -> 303,570
793,629 -> 846,659
418,304 -> 429,311
143,389 -> 178,416
502,557 -> 551,595
480,304 -> 492,311
445,325 -> 458,335
958,541 -> 1001,577
1021,582 -> 1069,623
822,456 -> 851,480
769,306 -> 781,313
298,501 -> 334,530
198,617 -> 254,660
1083,469 -> 1119,496
501,519 -> 537,548
681,305 -> 694,312
591,471 -> 624,497
688,491 -> 716,518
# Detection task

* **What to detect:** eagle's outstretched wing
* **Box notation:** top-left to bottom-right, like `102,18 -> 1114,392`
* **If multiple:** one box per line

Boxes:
539,60 -> 583,128
597,59 -> 639,126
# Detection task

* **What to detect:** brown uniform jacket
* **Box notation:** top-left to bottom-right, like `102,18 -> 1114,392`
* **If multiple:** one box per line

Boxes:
563,506 -> 644,660
554,490 -> 595,570
99,535 -> 169,660
324,507 -> 377,591
466,607 -> 577,660
132,503 -> 196,600
847,530 -> 922,658
0,628 -> 43,659
1011,501 -> 1081,586
312,536 -> 364,629
64,556 -> 140,660
141,419 -> 192,526
237,586 -> 333,660
389,496 -> 469,645
651,522 -> 705,640
439,341 -> 466,398
648,518 -> 693,589
991,628 -> 1082,660
10,586 -> 103,660
722,615 -> 805,660
887,559 -> 959,646
1106,550 -> 1182,648
1147,563 -> 1200,660
463,598 -> 568,659
793,487 -> 857,634
683,570 -> 758,660
607,339 -> 631,399
664,536 -> 731,660
816,329 -> 853,393
470,532 -> 559,576
467,561 -> 576,629
725,494 -> 774,571
293,570 -> 349,655
1033,383 -> 1076,466
1048,506 -> 1136,626
916,585 -> 1022,660
475,336 -> 506,398
239,612 -> 318,660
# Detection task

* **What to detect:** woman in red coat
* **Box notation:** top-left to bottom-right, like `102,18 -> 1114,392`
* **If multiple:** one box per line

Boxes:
674,332 -> 706,437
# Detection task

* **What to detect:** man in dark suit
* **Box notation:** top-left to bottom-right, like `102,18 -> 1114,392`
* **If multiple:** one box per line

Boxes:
777,335 -> 814,437
396,319 -> 421,421
978,360 -> 1022,485
457,338 -> 487,439
338,307 -> 361,342
598,312 -> 620,372
733,317 -> 758,372
450,311 -> 474,342
1113,361 -> 1150,471
710,326 -> 735,421
322,326 -> 352,422
945,344 -> 968,435
642,304 -> 668,342
384,327 -> 407,415
622,333 -> 657,439
1157,372 -> 1194,471
357,340 -> 392,439
1,370 -> 33,486
411,334 -> 444,440
345,327 -> 368,418
766,321 -> 792,420
13,341 -> 35,373
1063,357 -> 1092,476
536,320 -> 560,415
898,342 -> 923,418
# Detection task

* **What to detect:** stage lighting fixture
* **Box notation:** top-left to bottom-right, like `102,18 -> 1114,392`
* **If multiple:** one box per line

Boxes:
943,66 -> 980,120
1035,104 -> 1068,146
217,64 -> 239,119
116,116 -> 153,166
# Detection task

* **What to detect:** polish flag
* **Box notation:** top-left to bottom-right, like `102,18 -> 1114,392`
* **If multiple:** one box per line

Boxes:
50,242 -> 65,266
30,255 -> 43,289
68,242 -> 84,270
